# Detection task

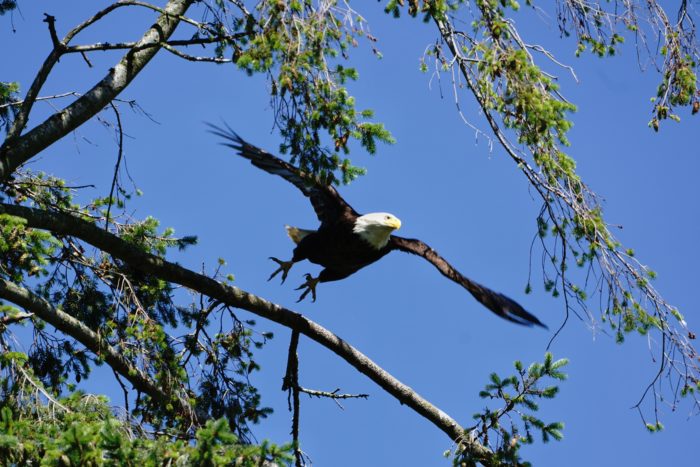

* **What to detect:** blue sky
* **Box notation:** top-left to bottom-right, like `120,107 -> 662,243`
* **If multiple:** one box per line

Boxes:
3,2 -> 699,465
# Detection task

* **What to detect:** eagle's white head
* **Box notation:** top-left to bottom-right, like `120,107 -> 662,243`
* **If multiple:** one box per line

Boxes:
353,212 -> 402,249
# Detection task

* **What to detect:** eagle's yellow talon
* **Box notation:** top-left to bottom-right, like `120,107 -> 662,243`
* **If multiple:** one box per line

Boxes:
268,257 -> 293,283
295,274 -> 320,302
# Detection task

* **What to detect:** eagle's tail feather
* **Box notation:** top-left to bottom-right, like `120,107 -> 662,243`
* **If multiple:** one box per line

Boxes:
285,226 -> 314,244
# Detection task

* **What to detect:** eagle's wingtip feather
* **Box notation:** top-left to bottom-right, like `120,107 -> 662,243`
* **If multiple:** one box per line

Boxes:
494,292 -> 547,329
205,121 -> 245,150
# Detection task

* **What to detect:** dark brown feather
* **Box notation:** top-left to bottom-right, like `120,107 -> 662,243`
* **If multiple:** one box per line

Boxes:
389,236 -> 546,328
207,122 -> 358,225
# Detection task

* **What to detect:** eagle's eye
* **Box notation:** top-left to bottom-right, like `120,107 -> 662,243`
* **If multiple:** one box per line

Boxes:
385,215 -> 391,220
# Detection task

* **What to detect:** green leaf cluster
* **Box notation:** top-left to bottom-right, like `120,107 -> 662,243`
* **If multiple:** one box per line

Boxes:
604,294 -> 664,343
189,317 -> 275,437
4,171 -> 77,212
575,33 -> 625,58
468,3 -> 578,183
385,0 -> 453,21
0,214 -> 59,282
119,216 -> 197,257
651,53 -> 698,130
0,81 -> 19,132
451,353 -> 567,465
0,397 -> 292,466
0,1 -> 17,16
230,0 -> 394,184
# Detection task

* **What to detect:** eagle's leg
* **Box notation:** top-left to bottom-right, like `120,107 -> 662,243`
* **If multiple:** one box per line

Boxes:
268,257 -> 294,283
295,273 -> 320,302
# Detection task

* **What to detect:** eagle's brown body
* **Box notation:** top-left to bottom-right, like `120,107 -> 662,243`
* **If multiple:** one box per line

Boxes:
293,221 -> 393,283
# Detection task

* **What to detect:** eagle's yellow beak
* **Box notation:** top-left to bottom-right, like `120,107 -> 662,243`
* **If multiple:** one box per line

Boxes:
387,217 -> 402,230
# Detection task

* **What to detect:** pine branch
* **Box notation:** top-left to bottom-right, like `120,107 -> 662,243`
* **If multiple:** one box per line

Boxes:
0,311 -> 33,326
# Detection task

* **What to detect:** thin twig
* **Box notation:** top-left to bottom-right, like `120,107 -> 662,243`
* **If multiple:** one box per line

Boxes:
282,330 -> 303,467
0,312 -> 33,326
298,387 -> 369,400
105,102 -> 124,230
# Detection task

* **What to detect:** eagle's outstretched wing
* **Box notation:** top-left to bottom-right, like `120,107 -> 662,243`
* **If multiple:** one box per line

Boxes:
390,236 -> 546,328
208,122 -> 358,224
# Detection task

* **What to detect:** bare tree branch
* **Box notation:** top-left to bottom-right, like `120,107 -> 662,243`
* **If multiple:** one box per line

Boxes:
298,387 -> 369,401
63,35 -> 247,55
0,202 -> 494,464
0,92 -> 82,110
160,42 -> 234,63
0,0 -> 195,182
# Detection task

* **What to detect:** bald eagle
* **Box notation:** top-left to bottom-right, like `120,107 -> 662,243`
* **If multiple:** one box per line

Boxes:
209,123 -> 546,328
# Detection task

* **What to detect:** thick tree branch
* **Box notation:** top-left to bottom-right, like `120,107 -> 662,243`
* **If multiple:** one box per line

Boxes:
0,0 -> 195,182
0,277 -> 194,423
0,202 -> 494,464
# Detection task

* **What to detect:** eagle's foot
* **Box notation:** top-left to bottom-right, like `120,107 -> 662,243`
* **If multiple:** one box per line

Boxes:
268,257 -> 293,283
295,273 -> 320,302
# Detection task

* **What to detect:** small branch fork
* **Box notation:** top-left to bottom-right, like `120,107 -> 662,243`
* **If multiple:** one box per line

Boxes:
281,330 -> 369,467
104,102 -> 124,230
282,330 -> 304,467
298,386 -> 369,406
